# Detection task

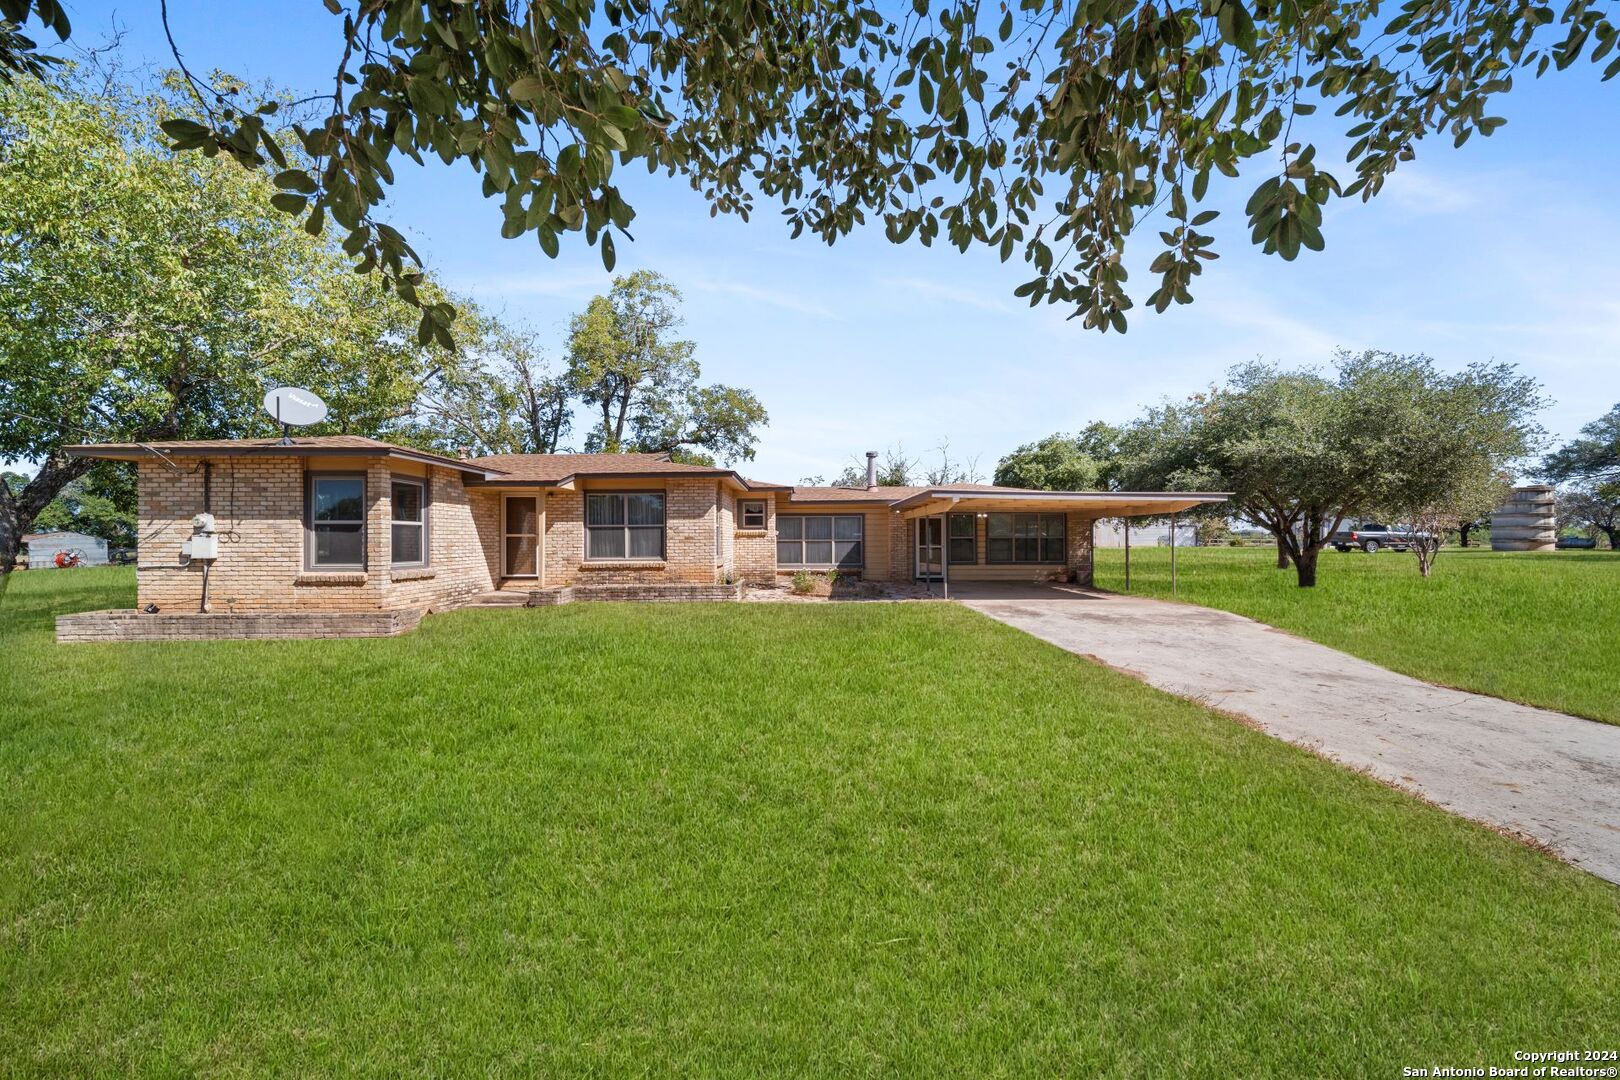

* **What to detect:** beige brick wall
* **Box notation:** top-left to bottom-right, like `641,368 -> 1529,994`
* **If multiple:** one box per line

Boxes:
541,479 -> 722,586
134,456 -> 494,614
733,495 -> 776,584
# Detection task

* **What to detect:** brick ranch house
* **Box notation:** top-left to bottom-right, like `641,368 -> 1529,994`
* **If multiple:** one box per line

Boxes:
56,437 -> 1226,641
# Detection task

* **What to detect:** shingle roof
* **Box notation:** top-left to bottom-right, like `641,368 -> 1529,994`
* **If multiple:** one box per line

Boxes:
64,436 -> 498,475
786,485 -> 927,502
467,451 -> 737,483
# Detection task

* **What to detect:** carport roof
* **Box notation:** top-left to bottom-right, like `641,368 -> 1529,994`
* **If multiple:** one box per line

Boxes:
891,487 -> 1229,518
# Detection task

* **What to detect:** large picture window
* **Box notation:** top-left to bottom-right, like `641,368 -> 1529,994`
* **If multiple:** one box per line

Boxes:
586,492 -> 665,560
307,473 -> 365,569
948,513 -> 977,564
777,514 -> 863,568
986,513 -> 1066,563
390,477 -> 427,567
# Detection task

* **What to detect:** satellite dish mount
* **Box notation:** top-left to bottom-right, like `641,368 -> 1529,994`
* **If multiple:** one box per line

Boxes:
263,387 -> 330,444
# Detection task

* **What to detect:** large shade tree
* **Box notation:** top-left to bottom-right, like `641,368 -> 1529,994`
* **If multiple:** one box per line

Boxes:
1116,352 -> 1544,587
6,0 -> 1617,341
0,71 -> 473,573
564,271 -> 767,463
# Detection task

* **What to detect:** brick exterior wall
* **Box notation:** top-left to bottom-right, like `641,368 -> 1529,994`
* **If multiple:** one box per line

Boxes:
57,608 -> 422,643
733,495 -> 776,584
134,456 -> 495,615
1067,511 -> 1095,585
542,479 -> 721,586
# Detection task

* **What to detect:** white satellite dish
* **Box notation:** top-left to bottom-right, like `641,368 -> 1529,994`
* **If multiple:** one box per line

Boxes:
263,387 -> 329,443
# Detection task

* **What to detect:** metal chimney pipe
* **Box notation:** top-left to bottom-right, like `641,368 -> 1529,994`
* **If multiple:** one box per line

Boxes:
865,450 -> 878,489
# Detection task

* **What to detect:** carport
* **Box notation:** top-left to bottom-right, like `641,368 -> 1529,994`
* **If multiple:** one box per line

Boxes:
891,488 -> 1230,598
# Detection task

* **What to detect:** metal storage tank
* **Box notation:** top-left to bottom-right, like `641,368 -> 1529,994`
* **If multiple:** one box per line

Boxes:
1490,485 -> 1557,551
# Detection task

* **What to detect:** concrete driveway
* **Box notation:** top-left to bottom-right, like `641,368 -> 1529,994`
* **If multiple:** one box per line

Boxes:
954,583 -> 1620,885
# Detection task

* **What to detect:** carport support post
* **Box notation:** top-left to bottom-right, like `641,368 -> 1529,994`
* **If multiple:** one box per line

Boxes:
940,512 -> 949,600
1171,511 -> 1178,596
1124,517 -> 1131,592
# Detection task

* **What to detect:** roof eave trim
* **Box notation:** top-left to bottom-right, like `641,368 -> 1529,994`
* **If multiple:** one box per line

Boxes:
61,441 -> 503,478
891,489 -> 1232,509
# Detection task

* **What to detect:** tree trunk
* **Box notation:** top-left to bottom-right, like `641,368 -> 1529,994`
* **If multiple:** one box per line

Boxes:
1275,534 -> 1291,568
1603,526 -> 1620,551
0,491 -> 21,577
1294,545 -> 1319,587
0,454 -> 94,575
1458,522 -> 1473,547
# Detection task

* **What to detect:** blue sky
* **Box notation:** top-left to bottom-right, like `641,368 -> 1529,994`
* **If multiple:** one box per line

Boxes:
57,2 -> 1620,484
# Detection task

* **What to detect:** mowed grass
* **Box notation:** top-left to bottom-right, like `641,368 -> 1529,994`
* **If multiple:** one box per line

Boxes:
3,568 -> 1618,1075
1094,545 -> 1620,724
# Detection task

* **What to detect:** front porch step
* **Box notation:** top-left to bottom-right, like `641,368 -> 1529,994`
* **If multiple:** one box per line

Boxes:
463,591 -> 533,607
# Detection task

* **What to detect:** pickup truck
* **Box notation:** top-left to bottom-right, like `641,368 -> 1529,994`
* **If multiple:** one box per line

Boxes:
1330,522 -> 1427,553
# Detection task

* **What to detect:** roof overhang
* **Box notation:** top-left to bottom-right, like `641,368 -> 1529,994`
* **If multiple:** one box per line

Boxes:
464,470 -> 789,492
894,489 -> 1230,519
63,441 -> 503,479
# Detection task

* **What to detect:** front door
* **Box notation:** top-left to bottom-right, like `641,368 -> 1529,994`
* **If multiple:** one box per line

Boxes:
503,495 -> 539,578
916,518 -> 944,581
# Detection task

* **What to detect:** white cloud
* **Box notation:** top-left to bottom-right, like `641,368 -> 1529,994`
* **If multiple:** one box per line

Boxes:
880,275 -> 1016,313
460,271 -> 606,299
687,278 -> 839,318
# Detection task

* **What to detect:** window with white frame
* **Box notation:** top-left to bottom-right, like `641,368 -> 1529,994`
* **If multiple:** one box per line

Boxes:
307,473 -> 365,569
740,499 -> 767,529
985,513 -> 1066,563
390,477 -> 427,566
776,514 -> 863,569
586,492 -> 665,560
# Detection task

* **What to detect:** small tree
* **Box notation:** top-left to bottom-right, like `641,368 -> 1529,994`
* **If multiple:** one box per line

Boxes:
1395,473 -> 1510,579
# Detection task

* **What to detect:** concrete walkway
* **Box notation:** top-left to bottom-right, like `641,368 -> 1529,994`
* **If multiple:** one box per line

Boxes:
954,583 -> 1620,885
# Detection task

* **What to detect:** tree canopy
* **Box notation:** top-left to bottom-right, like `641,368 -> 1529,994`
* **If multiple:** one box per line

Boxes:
994,423 -> 1123,490
1542,403 -> 1620,487
0,70 -> 484,571
7,0 -> 1617,340
564,271 -> 767,462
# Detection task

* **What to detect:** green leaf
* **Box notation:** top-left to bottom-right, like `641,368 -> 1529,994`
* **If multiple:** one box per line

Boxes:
508,75 -> 545,101
601,231 -> 616,271
274,170 -> 317,194
269,192 -> 308,214
159,118 -> 210,139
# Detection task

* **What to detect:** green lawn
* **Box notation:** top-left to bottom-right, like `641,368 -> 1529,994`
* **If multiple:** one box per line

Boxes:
1094,544 -> 1620,724
3,568 -> 1618,1075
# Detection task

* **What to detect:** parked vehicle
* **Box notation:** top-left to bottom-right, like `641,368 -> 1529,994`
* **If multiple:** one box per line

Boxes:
1330,522 -> 1429,553
1555,535 -> 1598,550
